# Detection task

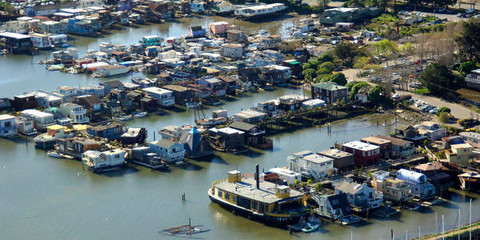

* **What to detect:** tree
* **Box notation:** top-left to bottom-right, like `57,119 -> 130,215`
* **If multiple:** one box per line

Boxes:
371,39 -> 398,66
317,0 -> 331,9
320,61 -> 335,72
318,52 -> 334,63
418,63 -> 463,95
316,68 -> 331,76
368,85 -> 385,104
350,82 -> 370,99
302,68 -> 317,83
455,18 -> 480,61
334,41 -> 356,67
323,73 -> 347,85
458,61 -> 477,76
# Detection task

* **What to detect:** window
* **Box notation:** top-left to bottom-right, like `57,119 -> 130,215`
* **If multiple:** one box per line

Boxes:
217,189 -> 222,197
224,192 -> 230,200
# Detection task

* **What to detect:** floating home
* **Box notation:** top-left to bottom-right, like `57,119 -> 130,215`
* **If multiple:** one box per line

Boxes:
209,167 -> 309,226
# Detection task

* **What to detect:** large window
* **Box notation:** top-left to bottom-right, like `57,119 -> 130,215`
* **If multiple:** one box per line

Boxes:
217,189 -> 222,197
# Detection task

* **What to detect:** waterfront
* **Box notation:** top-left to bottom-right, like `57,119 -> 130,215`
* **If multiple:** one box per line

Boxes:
1,113 -> 480,240
1,15 -> 480,240
0,14 -> 297,97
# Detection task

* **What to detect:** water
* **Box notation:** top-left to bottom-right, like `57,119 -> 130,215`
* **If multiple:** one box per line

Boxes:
0,15 -> 479,240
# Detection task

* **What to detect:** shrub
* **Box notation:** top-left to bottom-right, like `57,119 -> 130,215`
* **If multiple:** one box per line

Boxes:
438,112 -> 451,123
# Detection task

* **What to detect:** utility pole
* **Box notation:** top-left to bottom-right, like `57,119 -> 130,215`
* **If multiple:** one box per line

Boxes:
470,198 -> 472,240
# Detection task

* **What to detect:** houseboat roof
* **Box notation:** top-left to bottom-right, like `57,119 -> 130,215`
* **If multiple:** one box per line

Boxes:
397,169 -> 427,183
0,114 -> 15,121
342,141 -> 379,151
361,136 -> 391,146
459,131 -> 480,139
451,143 -> 473,150
210,127 -> 244,135
151,139 -> 179,148
414,162 -> 442,172
335,180 -> 366,195
229,121 -> 257,132
214,176 -> 303,204
312,82 -> 347,91
302,153 -> 333,164
162,85 -> 189,92
143,87 -> 173,95
375,135 -> 412,146
0,32 -> 31,39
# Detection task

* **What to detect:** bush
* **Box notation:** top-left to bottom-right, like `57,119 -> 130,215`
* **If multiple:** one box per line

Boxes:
436,107 -> 451,116
320,61 -> 335,72
438,112 -> 451,123
316,68 -> 331,75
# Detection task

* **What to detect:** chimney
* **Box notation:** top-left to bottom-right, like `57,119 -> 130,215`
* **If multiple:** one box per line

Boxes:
255,164 -> 260,189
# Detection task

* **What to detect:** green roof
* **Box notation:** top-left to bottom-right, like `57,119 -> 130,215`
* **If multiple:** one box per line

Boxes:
312,82 -> 347,91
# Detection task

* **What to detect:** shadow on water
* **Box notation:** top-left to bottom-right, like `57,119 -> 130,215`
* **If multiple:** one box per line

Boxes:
177,162 -> 203,171
99,166 -> 140,177
235,150 -> 264,159
195,156 -> 229,165
440,202 -> 460,209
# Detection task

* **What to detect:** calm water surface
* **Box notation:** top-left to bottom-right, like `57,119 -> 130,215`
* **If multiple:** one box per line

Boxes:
0,15 -> 479,240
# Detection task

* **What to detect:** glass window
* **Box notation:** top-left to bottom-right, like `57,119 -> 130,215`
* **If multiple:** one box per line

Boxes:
217,189 -> 222,197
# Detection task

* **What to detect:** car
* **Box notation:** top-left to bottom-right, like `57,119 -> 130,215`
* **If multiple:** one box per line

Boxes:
392,94 -> 400,99
466,8 -> 474,14
437,8 -> 446,13
373,37 -> 383,41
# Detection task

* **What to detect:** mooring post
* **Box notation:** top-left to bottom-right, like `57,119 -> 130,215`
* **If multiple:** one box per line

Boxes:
182,193 -> 185,201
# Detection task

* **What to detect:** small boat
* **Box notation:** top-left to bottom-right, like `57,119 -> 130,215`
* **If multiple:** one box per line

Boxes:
289,217 -> 306,232
372,206 -> 400,218
134,112 -> 147,118
301,222 -> 320,233
47,150 -> 63,158
402,202 -> 419,211
341,215 -> 362,225
116,115 -> 133,121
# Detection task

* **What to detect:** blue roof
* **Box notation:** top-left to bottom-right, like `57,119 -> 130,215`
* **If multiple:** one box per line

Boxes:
397,169 -> 427,184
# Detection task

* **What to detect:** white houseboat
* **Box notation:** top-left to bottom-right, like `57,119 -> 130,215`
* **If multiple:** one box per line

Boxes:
234,3 -> 287,21
82,149 -> 126,172
92,65 -> 130,77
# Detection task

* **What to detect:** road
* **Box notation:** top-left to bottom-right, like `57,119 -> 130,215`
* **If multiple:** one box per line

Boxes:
397,90 -> 478,120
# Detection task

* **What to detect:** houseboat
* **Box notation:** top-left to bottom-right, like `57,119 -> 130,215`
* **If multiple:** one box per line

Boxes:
459,171 -> 480,192
34,125 -> 72,149
82,149 -> 126,172
92,65 -> 130,78
208,166 -> 309,226
234,3 -> 287,21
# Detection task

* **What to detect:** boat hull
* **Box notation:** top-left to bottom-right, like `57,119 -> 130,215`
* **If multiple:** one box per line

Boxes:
208,190 -> 307,227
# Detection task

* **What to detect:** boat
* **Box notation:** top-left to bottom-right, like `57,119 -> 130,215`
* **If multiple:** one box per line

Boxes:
341,215 -> 362,225
47,64 -> 64,71
116,115 -> 133,121
289,217 -> 306,232
92,65 -> 130,78
34,125 -> 73,149
234,3 -> 288,21
134,112 -> 147,118
372,206 -> 400,218
402,202 -> 419,211
82,149 -> 126,173
301,222 -> 320,233
459,171 -> 480,192
208,167 -> 309,227
47,150 -> 63,158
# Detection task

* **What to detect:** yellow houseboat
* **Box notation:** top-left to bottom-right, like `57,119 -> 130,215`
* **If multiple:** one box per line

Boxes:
208,166 -> 309,226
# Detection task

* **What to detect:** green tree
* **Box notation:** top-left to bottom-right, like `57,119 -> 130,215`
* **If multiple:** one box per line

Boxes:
302,68 -> 317,83
334,42 -> 356,67
320,61 -> 335,72
455,19 -> 480,61
350,82 -> 370,99
371,39 -> 398,66
317,52 -> 334,63
346,81 -> 359,91
316,68 -> 331,76
458,61 -> 477,76
323,73 -> 347,86
368,85 -> 385,104
418,63 -> 463,95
